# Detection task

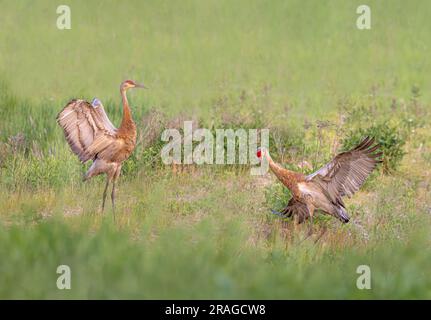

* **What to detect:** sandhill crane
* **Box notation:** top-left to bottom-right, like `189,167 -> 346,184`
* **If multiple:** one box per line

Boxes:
57,80 -> 146,218
257,137 -> 382,225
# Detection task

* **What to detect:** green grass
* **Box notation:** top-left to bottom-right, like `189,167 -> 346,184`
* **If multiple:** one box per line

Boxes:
0,0 -> 431,299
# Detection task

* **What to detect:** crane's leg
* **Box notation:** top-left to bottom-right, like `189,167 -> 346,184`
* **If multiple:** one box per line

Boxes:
110,165 -> 122,222
101,177 -> 110,213
111,181 -> 116,222
307,204 -> 315,236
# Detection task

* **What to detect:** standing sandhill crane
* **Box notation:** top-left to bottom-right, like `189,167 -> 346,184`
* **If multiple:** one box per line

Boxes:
57,80 -> 146,218
257,137 -> 382,225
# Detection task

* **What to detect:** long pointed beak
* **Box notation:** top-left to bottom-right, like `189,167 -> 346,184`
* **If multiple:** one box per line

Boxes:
135,83 -> 148,89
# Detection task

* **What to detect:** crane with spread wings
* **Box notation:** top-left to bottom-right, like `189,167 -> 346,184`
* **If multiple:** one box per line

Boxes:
257,137 -> 382,224
57,80 -> 146,218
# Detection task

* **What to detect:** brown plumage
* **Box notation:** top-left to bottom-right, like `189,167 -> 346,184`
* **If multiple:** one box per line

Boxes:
57,80 -> 146,217
258,137 -> 382,224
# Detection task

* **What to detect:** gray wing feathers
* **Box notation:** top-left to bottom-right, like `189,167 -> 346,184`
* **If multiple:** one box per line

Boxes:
307,137 -> 382,202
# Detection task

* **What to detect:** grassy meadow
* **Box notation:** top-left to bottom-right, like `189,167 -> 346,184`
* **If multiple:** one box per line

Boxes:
0,0 -> 431,299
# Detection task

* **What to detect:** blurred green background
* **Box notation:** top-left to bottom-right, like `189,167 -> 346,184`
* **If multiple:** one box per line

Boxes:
1,0 -> 430,118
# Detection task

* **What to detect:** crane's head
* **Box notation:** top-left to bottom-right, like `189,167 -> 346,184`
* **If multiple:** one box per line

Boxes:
121,79 -> 147,91
256,147 -> 269,161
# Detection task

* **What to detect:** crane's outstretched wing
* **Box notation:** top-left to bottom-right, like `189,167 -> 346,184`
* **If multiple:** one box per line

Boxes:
57,99 -> 118,163
91,98 -> 117,133
271,198 -> 310,223
306,137 -> 382,203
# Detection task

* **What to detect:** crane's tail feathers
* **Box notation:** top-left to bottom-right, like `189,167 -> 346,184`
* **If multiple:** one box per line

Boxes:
335,206 -> 350,223
271,209 -> 286,217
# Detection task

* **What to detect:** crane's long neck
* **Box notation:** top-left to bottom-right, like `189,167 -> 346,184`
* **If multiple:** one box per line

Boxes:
266,154 -> 301,192
119,88 -> 134,131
